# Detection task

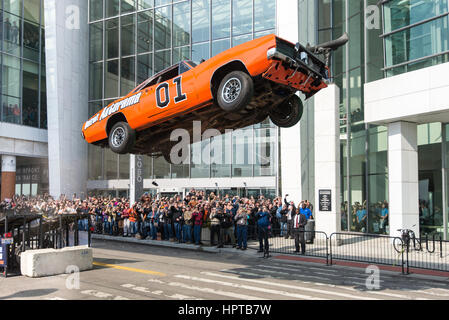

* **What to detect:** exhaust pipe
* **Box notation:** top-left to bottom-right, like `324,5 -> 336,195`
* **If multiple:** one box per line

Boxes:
307,32 -> 349,52
306,32 -> 349,66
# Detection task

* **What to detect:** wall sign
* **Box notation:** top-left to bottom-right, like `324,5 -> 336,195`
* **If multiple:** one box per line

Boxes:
319,189 -> 332,212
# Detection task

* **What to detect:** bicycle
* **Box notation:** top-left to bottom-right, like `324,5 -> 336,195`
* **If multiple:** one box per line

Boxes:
393,227 -> 422,253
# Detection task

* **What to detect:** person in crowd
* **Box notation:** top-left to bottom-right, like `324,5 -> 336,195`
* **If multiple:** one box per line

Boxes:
234,207 -> 248,250
217,207 -> 235,248
380,201 -> 389,234
293,208 -> 307,254
256,205 -> 271,257
191,206 -> 203,245
182,205 -> 193,243
209,207 -> 221,246
284,195 -> 296,239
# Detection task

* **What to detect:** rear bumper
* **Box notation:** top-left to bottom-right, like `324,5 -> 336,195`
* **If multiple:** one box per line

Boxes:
267,47 -> 328,81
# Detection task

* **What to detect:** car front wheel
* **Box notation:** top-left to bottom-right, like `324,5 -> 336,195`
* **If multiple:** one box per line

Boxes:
217,71 -> 254,112
269,95 -> 304,128
108,122 -> 136,154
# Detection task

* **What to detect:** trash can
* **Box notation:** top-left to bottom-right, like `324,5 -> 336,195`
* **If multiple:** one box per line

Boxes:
305,219 -> 315,244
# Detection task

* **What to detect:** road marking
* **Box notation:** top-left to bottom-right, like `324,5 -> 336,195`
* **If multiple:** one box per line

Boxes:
46,297 -> 66,300
200,272 -> 376,300
167,281 -> 268,300
122,283 -> 202,300
176,274 -> 323,300
81,289 -> 130,300
93,261 -> 166,276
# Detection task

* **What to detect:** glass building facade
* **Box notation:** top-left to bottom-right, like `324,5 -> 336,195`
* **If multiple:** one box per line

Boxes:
0,0 -> 47,129
87,0 -> 278,195
316,0 -> 449,237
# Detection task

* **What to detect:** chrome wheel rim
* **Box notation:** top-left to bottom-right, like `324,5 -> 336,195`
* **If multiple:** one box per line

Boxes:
222,78 -> 242,103
111,127 -> 126,148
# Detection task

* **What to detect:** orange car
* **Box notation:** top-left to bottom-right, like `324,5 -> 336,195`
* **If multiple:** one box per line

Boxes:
82,33 -> 347,159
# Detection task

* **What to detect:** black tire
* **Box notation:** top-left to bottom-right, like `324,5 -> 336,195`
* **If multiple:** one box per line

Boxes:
269,95 -> 304,128
108,121 -> 136,154
393,238 -> 405,253
217,71 -> 254,112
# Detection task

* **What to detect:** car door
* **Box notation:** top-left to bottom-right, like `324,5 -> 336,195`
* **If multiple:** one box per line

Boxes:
146,62 -> 199,125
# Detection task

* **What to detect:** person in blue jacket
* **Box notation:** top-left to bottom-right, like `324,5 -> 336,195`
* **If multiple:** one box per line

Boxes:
256,206 -> 271,257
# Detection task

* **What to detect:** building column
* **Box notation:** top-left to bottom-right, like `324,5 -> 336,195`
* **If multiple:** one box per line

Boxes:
1,155 -> 17,201
278,0 -> 303,204
388,121 -> 420,237
44,0 -> 89,198
314,84 -> 341,236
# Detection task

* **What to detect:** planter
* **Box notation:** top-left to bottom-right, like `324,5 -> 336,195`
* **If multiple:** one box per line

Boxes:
201,227 -> 211,246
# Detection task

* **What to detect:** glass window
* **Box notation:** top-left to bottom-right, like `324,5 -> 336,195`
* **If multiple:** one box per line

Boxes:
138,0 -> 153,10
155,5 -> 171,51
153,156 -> 170,179
232,128 -> 253,177
40,64 -> 47,129
106,0 -> 120,17
173,46 -> 190,64
212,38 -> 230,56
212,0 -> 230,40
24,0 -> 40,23
1,95 -> 21,125
90,22 -> 103,62
348,13 -> 362,70
2,12 -> 21,56
211,132 -> 231,178
385,17 -> 449,68
119,154 -> 130,179
104,149 -> 119,179
137,10 -> 153,54
88,144 -> 103,180
254,128 -> 276,177
254,0 -> 275,32
154,49 -> 171,73
192,42 -> 209,62
192,0 -> 210,43
121,0 -> 136,13
106,18 -> 119,59
191,140 -> 210,178
173,1 -> 190,47
89,62 -> 103,100
4,0 -> 22,16
232,0 -> 252,36
121,14 -> 136,56
155,0 -> 171,6
232,34 -> 252,47
105,59 -> 119,98
137,53 -> 153,83
1,54 -> 21,98
23,21 -> 40,61
384,0 -> 448,33
90,0 -> 104,21
22,60 -> 39,128
121,57 -> 135,95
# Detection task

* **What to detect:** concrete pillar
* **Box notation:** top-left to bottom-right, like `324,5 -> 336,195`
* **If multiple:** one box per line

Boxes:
388,121 -> 420,237
1,155 -> 17,201
314,84 -> 341,236
44,0 -> 89,198
278,0 -> 302,204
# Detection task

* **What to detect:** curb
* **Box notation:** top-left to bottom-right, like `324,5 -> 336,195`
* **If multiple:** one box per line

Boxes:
91,234 -> 260,257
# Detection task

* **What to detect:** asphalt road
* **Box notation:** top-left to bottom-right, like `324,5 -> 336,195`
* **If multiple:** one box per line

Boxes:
1,239 -> 449,301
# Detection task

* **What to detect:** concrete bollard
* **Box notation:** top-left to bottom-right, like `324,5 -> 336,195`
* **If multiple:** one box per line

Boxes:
20,246 -> 93,278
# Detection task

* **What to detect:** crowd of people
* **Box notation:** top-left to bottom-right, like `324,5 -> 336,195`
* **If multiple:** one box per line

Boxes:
0,190 -> 315,255
340,200 -> 389,234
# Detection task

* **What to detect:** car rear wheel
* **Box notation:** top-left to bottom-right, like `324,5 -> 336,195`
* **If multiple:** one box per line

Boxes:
269,95 -> 304,128
217,71 -> 254,112
108,122 -> 136,154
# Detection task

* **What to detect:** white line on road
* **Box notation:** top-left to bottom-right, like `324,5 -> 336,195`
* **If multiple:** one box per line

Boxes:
122,283 -> 202,300
175,274 -> 324,300
165,281 -> 267,300
200,272 -> 377,300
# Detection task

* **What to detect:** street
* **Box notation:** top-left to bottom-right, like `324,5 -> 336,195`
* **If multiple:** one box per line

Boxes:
1,239 -> 449,300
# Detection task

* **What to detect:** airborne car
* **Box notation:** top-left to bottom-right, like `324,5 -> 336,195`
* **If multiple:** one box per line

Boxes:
82,34 -> 348,161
